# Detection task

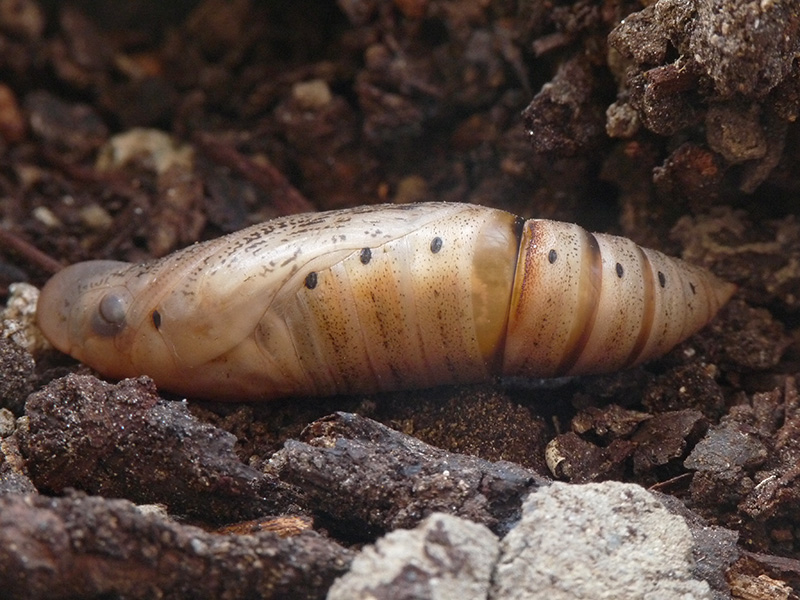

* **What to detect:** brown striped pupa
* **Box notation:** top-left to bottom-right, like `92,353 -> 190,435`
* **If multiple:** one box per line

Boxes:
36,203 -> 735,400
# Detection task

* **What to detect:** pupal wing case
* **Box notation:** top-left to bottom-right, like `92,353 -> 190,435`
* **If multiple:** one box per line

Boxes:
37,202 -> 735,400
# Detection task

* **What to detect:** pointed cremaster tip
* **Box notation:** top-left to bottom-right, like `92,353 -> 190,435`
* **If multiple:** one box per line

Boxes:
712,276 -> 737,311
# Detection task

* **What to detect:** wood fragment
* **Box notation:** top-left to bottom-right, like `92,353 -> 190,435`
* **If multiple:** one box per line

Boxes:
0,227 -> 64,274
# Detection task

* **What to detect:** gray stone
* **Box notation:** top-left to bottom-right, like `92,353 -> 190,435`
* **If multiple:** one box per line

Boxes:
490,481 -> 713,600
327,512 -> 499,600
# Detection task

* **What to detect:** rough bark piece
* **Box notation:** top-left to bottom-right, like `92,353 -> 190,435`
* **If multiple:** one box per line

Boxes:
18,374 -> 285,523
0,492 -> 352,600
268,412 -> 547,537
688,378 -> 800,553
327,512 -> 499,600
490,481 -> 714,599
630,409 -> 707,474
685,421 -> 768,473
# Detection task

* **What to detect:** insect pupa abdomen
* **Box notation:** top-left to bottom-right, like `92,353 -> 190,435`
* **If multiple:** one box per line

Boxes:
503,219 -> 734,377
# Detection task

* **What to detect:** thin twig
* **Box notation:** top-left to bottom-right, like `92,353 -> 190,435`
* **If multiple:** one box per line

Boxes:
194,133 -> 316,215
647,471 -> 693,494
0,227 -> 64,274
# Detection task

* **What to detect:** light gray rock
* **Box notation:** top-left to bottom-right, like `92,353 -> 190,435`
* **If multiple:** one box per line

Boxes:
327,512 -> 499,600
490,481 -> 713,600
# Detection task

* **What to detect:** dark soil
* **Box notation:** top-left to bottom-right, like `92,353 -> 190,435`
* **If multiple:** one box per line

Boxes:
1,0 -> 800,597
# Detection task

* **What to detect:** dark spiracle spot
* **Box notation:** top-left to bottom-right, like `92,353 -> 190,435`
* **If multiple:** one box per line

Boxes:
615,262 -> 624,278
305,272 -> 318,289
689,282 -> 696,295
658,271 -> 666,288
548,249 -> 557,264
360,248 -> 372,264
152,310 -> 161,330
430,237 -> 443,253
